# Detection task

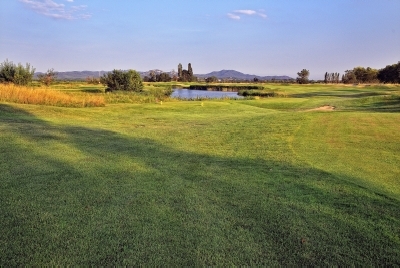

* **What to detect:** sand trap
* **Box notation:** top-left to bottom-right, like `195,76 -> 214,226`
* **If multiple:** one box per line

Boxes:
307,105 -> 335,111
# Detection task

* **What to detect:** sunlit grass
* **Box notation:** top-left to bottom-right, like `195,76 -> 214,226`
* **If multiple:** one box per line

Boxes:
0,84 -> 105,107
0,83 -> 399,265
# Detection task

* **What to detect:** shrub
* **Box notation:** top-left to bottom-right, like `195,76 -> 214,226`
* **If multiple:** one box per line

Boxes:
37,68 -> 57,86
100,69 -> 143,92
0,59 -> 35,86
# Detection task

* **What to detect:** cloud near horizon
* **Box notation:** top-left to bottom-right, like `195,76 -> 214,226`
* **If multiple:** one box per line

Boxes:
227,9 -> 267,20
20,0 -> 91,20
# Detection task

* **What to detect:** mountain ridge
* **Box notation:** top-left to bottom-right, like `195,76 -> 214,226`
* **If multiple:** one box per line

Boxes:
34,69 -> 293,81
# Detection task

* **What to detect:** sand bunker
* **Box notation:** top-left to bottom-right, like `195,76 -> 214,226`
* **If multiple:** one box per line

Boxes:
307,105 -> 336,111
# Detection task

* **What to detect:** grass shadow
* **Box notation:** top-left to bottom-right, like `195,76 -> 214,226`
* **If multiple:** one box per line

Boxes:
0,103 -> 399,266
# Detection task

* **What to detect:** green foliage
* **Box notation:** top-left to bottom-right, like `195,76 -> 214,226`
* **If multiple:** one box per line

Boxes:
156,72 -> 171,82
37,68 -> 58,86
343,67 -> 378,84
0,59 -> 35,85
238,90 -> 276,97
378,61 -> 400,84
296,69 -> 309,84
100,69 -> 143,92
205,76 -> 218,83
324,72 -> 340,84
178,63 -> 196,82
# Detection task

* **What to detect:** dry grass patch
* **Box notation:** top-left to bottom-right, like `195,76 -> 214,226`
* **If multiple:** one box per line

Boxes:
0,84 -> 105,107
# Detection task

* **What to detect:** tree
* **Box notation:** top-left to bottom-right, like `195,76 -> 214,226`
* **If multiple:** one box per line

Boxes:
342,67 -> 378,84
188,63 -> 193,77
38,68 -> 57,86
342,70 -> 357,84
296,69 -> 309,84
178,63 -> 183,79
378,62 -> 400,83
100,69 -> 143,92
0,59 -> 35,85
156,72 -> 171,82
178,63 -> 196,82
149,70 -> 157,82
205,76 -> 218,83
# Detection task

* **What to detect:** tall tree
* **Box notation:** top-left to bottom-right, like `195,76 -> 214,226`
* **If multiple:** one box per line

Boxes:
296,69 -> 309,84
188,63 -> 193,77
178,63 -> 182,79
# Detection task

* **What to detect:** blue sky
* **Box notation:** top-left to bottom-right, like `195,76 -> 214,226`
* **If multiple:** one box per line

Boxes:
0,0 -> 399,79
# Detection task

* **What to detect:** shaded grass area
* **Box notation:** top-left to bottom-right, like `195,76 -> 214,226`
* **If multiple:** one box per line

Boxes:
0,102 -> 399,265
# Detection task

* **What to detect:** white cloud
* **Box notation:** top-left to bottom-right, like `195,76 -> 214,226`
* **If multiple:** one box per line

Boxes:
234,10 -> 257,15
227,9 -> 267,20
227,13 -> 241,20
20,0 -> 91,20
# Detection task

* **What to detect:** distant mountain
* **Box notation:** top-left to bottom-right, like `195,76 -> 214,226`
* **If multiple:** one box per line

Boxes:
34,71 -> 107,80
197,70 -> 293,81
34,69 -> 292,81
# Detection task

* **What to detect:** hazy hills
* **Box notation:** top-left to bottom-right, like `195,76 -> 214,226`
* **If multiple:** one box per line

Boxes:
34,69 -> 293,81
196,70 -> 292,81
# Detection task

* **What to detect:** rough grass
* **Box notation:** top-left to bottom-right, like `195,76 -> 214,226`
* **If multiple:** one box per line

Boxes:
0,84 -> 105,107
0,83 -> 399,265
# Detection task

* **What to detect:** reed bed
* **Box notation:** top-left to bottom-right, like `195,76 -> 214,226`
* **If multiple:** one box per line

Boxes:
0,84 -> 105,107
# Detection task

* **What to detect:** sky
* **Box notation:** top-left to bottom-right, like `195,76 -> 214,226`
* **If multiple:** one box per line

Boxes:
0,0 -> 399,79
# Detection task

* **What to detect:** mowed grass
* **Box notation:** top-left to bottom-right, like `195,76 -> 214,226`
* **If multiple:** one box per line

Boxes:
0,84 -> 399,265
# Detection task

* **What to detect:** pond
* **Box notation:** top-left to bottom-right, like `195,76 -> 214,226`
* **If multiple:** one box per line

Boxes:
171,89 -> 243,99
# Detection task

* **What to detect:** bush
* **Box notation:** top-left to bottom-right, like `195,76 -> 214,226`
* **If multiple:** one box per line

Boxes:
100,69 -> 143,92
37,68 -> 57,86
0,59 -> 35,86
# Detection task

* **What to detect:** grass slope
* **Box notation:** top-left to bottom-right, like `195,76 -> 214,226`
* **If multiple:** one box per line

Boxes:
0,84 -> 399,265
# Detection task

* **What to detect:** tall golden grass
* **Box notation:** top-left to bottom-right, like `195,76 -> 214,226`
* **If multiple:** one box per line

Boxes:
0,84 -> 105,107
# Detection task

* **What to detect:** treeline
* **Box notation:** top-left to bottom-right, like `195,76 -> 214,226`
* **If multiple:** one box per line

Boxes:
324,61 -> 399,84
324,72 -> 341,84
342,67 -> 378,84
143,71 -> 172,82
377,61 -> 400,83
189,84 -> 263,91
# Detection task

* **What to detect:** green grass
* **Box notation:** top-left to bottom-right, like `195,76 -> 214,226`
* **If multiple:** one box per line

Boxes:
0,83 -> 399,265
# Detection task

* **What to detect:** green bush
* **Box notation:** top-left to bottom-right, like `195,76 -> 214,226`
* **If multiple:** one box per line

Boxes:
238,90 -> 276,97
0,59 -> 35,86
100,69 -> 143,92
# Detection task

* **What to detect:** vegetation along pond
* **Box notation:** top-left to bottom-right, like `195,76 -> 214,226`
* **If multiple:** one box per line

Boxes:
171,88 -> 243,99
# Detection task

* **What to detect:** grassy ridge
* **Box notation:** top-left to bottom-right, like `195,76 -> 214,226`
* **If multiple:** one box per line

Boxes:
0,84 -> 399,265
